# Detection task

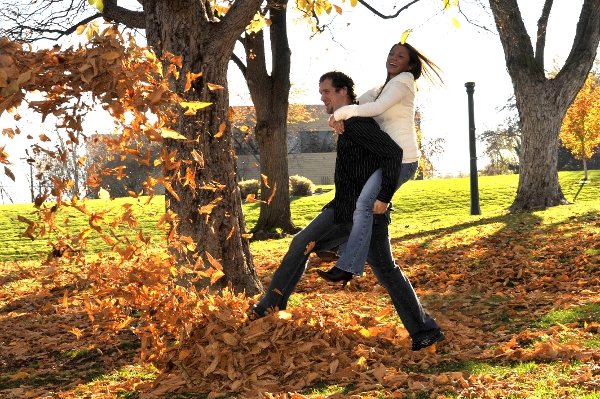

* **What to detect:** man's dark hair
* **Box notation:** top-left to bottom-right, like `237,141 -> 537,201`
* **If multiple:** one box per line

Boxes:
319,71 -> 357,103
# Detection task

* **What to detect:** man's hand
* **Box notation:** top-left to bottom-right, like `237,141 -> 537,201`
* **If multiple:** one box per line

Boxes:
329,115 -> 345,133
373,200 -> 389,214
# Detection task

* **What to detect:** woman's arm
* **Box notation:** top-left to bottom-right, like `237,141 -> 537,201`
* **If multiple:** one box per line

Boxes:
333,77 -> 413,121
357,88 -> 377,105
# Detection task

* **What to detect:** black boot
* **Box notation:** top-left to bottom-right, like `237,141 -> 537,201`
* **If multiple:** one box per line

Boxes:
316,266 -> 353,286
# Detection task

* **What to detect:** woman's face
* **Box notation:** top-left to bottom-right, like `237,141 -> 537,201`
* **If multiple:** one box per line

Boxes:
386,44 -> 411,78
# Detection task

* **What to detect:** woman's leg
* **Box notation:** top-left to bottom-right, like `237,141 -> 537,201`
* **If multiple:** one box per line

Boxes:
334,161 -> 419,276
333,169 -> 382,275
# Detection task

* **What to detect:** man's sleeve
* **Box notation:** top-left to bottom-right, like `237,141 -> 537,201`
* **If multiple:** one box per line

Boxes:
343,118 -> 403,203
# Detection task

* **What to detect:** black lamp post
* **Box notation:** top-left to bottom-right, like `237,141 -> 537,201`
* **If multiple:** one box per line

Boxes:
465,82 -> 481,215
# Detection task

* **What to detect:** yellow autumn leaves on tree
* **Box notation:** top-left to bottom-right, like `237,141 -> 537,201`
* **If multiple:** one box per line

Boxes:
560,72 -> 600,179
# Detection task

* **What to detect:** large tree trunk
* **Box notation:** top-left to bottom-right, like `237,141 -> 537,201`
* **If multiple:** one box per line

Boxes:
238,0 -> 299,236
512,82 -> 568,209
144,0 -> 263,295
489,0 -> 600,211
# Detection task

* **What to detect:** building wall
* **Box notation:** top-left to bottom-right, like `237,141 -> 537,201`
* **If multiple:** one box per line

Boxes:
236,152 -> 336,185
235,104 -> 337,185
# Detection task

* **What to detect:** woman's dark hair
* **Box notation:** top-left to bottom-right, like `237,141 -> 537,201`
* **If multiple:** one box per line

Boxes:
319,71 -> 358,103
399,42 -> 443,85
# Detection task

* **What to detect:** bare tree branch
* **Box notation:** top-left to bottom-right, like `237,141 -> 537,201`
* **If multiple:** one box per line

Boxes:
103,0 -> 145,29
535,0 -> 554,69
231,52 -> 247,77
0,0 -> 145,42
356,0 -> 423,19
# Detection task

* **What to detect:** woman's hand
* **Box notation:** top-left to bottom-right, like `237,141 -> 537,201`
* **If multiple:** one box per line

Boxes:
373,200 -> 389,214
329,115 -> 345,133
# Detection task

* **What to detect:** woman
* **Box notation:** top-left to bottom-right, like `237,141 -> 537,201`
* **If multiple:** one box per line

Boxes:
317,41 -> 443,283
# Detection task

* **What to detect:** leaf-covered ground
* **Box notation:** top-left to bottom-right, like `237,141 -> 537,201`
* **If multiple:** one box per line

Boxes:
1,203 -> 600,398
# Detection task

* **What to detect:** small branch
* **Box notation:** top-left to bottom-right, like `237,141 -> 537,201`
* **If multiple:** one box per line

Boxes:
535,0 -> 554,68
231,52 -> 247,77
356,0 -> 423,19
103,0 -> 146,29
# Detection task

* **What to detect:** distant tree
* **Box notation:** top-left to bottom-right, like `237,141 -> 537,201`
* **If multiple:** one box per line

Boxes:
478,125 -> 520,176
559,73 -> 600,181
29,129 -> 87,199
86,134 -> 164,198
414,109 -> 445,179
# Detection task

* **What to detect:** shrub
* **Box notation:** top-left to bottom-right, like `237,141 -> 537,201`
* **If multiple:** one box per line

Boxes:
238,179 -> 260,199
289,175 -> 315,196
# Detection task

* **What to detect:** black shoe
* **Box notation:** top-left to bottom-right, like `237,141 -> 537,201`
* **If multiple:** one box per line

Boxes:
316,266 -> 353,286
412,329 -> 445,351
247,304 -> 266,321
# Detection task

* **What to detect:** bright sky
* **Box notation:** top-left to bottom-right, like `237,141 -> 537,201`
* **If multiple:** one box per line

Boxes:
0,0 -> 587,203
229,0 -> 584,177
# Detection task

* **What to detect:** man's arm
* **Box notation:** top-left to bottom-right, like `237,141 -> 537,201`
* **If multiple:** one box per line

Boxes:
342,117 -> 403,203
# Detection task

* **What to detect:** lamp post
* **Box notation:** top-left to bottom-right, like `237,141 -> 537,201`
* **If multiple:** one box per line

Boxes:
465,82 -> 481,215
20,157 -> 34,203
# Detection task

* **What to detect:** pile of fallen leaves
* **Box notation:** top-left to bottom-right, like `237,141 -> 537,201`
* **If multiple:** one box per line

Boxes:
1,207 -> 600,398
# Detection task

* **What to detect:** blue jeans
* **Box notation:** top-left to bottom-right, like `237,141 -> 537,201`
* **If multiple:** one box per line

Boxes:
335,161 -> 418,276
255,206 -> 439,339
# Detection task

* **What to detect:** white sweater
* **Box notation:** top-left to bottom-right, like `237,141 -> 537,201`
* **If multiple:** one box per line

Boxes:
333,72 -> 421,163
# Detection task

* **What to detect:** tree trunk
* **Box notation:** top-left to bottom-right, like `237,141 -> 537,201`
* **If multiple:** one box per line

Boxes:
240,0 -> 299,236
583,158 -> 588,181
144,0 -> 263,295
511,82 -> 568,209
489,0 -> 600,211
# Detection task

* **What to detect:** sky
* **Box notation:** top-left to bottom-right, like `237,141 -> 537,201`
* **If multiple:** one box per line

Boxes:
0,0 -> 588,203
229,0 -> 583,177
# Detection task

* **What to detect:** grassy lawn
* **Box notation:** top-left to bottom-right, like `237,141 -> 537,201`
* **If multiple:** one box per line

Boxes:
0,170 -> 599,398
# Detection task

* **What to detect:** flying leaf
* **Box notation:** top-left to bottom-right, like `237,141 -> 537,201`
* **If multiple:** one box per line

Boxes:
180,101 -> 212,115
267,182 -> 277,205
400,29 -> 413,45
207,83 -> 224,91
333,4 -> 342,14
98,187 -> 110,201
214,122 -> 226,138
261,173 -> 270,188
76,24 -> 87,35
452,17 -> 461,28
4,166 -> 15,181
160,128 -> 187,140
184,71 -> 202,92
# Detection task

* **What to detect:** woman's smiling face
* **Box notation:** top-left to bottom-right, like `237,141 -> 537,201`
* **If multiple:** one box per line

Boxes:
386,44 -> 412,79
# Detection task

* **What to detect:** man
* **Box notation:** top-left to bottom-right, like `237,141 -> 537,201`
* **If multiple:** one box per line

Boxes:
251,71 -> 444,351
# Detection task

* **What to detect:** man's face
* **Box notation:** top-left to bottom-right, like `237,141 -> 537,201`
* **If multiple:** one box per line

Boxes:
319,78 -> 348,114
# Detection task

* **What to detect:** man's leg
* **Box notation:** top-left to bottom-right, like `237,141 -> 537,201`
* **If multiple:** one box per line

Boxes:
366,213 -> 442,346
255,207 -> 352,316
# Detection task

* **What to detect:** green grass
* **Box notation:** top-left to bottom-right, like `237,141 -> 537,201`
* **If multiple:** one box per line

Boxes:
537,303 -> 600,329
0,170 -> 598,262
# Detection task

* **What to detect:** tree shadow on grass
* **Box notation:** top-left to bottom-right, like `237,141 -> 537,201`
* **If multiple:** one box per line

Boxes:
383,207 -> 600,339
